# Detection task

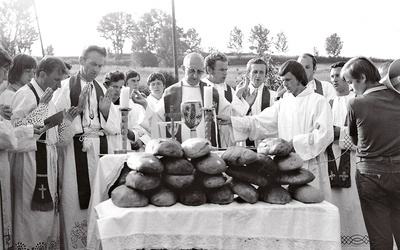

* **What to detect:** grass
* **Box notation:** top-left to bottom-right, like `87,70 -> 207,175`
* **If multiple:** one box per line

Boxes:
69,63 -> 332,92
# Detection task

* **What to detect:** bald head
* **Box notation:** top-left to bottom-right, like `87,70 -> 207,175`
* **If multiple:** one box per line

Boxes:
181,52 -> 205,86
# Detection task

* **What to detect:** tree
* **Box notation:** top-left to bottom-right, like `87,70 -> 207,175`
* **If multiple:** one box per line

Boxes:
274,31 -> 289,54
227,26 -> 244,58
0,0 -> 38,56
97,12 -> 135,55
182,28 -> 202,53
45,44 -> 54,56
325,33 -> 343,57
248,24 -> 272,56
313,47 -> 319,57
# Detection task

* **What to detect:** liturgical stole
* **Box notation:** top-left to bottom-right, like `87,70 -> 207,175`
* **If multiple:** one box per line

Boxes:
69,73 -> 108,209
314,79 -> 323,96
27,83 -> 54,211
164,81 -> 220,147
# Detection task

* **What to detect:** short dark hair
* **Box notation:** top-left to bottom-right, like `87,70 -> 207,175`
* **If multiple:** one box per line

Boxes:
36,56 -> 67,77
299,53 -> 317,69
8,54 -> 37,84
81,45 -> 107,58
246,57 -> 268,75
146,72 -> 166,86
330,61 -> 346,69
0,47 -> 13,69
341,56 -> 381,83
103,70 -> 125,88
204,52 -> 228,74
125,70 -> 140,81
278,60 -> 308,86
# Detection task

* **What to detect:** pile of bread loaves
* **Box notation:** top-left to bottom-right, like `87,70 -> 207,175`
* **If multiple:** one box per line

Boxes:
110,137 -> 324,208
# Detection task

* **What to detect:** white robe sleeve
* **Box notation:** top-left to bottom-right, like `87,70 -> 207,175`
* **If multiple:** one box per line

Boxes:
9,125 -> 36,153
0,118 -> 17,150
231,102 -> 280,142
292,98 -> 334,161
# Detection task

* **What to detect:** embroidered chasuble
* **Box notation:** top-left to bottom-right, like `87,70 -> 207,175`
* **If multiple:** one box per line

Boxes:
161,81 -> 219,146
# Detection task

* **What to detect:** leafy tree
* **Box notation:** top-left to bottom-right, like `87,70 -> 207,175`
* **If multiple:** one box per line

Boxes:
248,24 -> 272,56
313,47 -> 319,57
325,33 -> 343,57
97,12 -> 135,55
182,28 -> 202,53
45,44 -> 54,55
274,31 -> 289,54
227,26 -> 244,58
0,0 -> 38,56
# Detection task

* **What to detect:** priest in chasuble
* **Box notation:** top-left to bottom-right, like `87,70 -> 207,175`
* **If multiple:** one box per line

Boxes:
218,60 -> 334,202
10,56 -> 77,249
52,45 -> 120,250
151,52 -> 221,146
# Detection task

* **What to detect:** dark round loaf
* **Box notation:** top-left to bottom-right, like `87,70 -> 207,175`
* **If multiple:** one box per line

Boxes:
195,171 -> 227,188
227,178 -> 259,204
274,152 -> 304,171
191,152 -> 227,174
206,185 -> 234,205
125,171 -> 161,191
257,138 -> 293,156
127,152 -> 164,173
221,146 -> 258,167
272,168 -> 315,185
111,185 -> 148,208
145,138 -> 184,158
148,186 -> 178,207
161,157 -> 194,175
179,187 -> 207,206
288,184 -> 324,203
225,165 -> 271,187
247,154 -> 277,175
163,173 -> 195,189
259,185 -> 292,204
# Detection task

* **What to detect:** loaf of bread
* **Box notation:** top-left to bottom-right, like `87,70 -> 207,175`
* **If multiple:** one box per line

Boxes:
125,171 -> 161,191
160,157 -> 194,175
148,186 -> 178,207
288,184 -> 324,203
111,185 -> 148,208
181,138 -> 212,159
145,138 -> 184,158
127,153 -> 164,173
179,187 -> 207,206
163,173 -> 195,189
207,185 -> 234,205
247,153 -> 277,175
195,171 -> 226,188
222,146 -> 258,167
225,165 -> 271,187
274,152 -> 304,171
259,185 -> 292,204
257,138 -> 293,156
191,152 -> 227,174
272,168 -> 315,185
227,178 -> 259,204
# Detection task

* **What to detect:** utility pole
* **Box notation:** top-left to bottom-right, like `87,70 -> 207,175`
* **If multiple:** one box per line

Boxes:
171,0 -> 179,81
32,0 -> 45,57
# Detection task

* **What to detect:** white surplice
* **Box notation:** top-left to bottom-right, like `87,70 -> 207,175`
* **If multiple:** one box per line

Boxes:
202,78 -> 249,148
10,79 -> 64,249
231,85 -> 334,202
52,76 -> 120,250
330,91 -> 369,249
146,94 -> 160,112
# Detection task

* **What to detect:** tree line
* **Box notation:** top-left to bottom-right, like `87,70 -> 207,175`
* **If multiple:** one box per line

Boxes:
0,0 -> 344,67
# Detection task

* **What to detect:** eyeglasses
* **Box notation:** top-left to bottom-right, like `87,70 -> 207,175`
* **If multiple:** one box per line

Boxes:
186,67 -> 204,75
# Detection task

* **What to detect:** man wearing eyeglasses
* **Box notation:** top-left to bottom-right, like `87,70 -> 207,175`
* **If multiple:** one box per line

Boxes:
151,52 -> 220,146
52,45 -> 120,250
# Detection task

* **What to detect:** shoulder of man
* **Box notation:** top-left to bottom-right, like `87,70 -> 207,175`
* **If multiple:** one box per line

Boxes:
163,82 -> 181,95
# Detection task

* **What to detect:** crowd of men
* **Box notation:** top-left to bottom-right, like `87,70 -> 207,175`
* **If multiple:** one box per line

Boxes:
0,44 -> 399,250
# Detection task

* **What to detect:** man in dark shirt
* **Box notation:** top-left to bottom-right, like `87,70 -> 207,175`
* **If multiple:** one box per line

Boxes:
342,56 -> 400,250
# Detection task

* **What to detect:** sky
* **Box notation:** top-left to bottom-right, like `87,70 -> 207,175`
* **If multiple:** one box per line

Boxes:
14,0 -> 400,59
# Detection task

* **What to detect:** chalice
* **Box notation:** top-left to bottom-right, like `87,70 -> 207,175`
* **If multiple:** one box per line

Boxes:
181,100 -> 203,138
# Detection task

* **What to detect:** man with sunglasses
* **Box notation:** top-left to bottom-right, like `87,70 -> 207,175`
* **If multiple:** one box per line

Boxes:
151,52 -> 220,146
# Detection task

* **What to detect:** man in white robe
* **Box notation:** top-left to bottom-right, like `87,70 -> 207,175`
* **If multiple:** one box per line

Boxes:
328,62 -> 369,249
218,60 -> 333,201
10,56 -> 77,249
202,52 -> 248,148
52,45 -> 120,250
